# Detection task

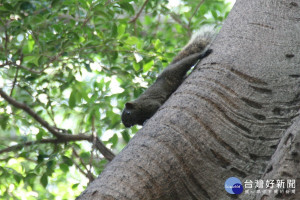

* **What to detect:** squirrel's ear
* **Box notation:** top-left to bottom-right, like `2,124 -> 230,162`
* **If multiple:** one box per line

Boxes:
125,102 -> 135,109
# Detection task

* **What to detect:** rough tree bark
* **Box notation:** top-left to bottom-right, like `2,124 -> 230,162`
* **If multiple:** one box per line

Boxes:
78,0 -> 300,199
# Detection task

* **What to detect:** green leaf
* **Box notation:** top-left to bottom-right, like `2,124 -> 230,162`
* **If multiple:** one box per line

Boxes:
144,15 -> 152,25
59,163 -> 69,172
4,3 -> 13,10
79,36 -> 85,43
47,160 -> 55,169
69,90 -> 77,108
0,7 -> 9,12
121,130 -> 130,143
94,9 -> 110,19
211,10 -> 218,19
25,173 -> 37,186
51,0 -> 60,7
119,2 -> 134,14
20,2 -> 35,11
40,173 -> 48,188
126,36 -> 139,46
62,156 -> 73,166
0,115 -> 9,130
72,183 -> 80,189
143,60 -> 154,72
79,0 -> 90,9
28,35 -> 35,52
117,24 -> 126,38
111,51 -> 118,61
153,39 -> 162,50
36,131 -> 43,141
23,55 -> 40,66
109,134 -> 118,148
80,152 -> 90,163
85,63 -> 92,72
133,62 -> 140,71
112,23 -> 118,37
22,37 -> 35,54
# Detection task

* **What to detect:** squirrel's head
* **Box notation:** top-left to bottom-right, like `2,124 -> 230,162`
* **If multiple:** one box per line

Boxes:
121,102 -> 142,127
121,101 -> 157,128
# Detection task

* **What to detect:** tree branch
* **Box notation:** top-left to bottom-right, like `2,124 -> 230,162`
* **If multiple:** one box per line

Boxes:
82,14 -> 93,28
4,29 -> 9,62
188,0 -> 205,26
170,13 -> 191,35
0,61 -> 44,74
129,0 -> 150,23
0,88 -> 115,161
95,138 -> 115,161
10,52 -> 23,96
0,138 -> 62,154
0,88 -> 62,137
10,66 -> 19,96
89,115 -> 96,170
0,51 -> 63,74
73,147 -> 95,183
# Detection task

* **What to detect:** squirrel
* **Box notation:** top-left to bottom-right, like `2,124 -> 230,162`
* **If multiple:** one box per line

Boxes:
122,26 -> 215,127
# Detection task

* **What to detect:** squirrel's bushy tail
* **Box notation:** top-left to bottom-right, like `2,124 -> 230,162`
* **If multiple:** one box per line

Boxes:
171,25 -> 217,64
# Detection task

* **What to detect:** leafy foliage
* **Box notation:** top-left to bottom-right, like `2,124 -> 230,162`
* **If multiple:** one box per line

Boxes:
0,0 -> 233,199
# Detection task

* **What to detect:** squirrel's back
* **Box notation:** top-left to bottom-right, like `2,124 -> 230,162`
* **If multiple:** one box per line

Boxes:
121,25 -> 216,127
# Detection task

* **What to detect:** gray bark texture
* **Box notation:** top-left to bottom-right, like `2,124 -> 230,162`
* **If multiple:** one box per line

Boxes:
78,0 -> 300,199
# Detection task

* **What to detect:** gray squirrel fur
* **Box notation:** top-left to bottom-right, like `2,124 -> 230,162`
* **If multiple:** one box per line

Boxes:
122,27 -> 215,127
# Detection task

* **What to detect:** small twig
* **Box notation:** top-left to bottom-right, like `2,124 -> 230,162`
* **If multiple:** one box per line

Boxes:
82,15 -> 93,28
72,157 -> 90,180
4,29 -> 8,49
105,0 -> 112,5
46,94 -> 57,126
10,67 -> 19,96
33,8 -> 48,16
72,147 -> 95,182
10,53 -> 23,96
153,14 -> 161,36
95,137 -> 115,161
57,14 -> 83,22
89,115 -> 96,171
45,107 -> 56,127
73,159 -> 94,182
72,147 -> 90,172
104,0 -> 122,6
0,138 -> 59,154
30,31 -> 42,54
188,0 -> 205,26
4,29 -> 9,63
170,13 -> 191,34
1,61 -> 44,74
1,51 -> 62,74
129,0 -> 150,23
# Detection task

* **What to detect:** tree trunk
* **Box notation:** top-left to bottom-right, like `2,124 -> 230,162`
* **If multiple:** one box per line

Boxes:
77,0 -> 300,199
